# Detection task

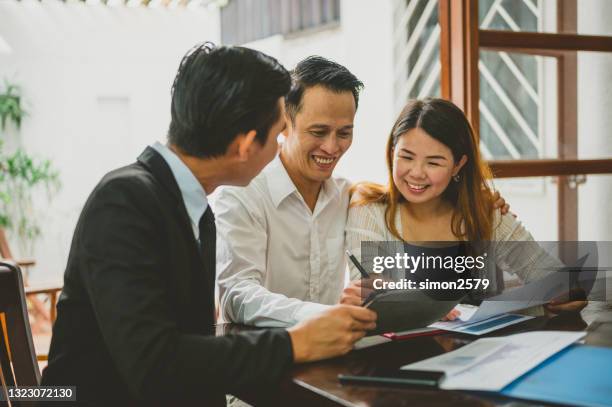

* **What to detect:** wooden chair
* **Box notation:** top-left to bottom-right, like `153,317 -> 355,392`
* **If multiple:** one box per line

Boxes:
0,229 -> 61,366
0,228 -> 62,323
0,261 -> 41,406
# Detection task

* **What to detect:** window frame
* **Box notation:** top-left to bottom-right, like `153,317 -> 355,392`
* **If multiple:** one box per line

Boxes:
438,0 -> 612,240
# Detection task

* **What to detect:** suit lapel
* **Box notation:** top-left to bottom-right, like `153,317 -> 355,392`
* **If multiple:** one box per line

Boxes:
137,146 -> 194,238
136,147 -> 216,322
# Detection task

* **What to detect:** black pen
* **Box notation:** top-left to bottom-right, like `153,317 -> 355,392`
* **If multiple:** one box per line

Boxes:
345,250 -> 370,279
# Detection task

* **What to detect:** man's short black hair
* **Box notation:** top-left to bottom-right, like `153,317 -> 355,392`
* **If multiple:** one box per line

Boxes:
168,42 -> 290,158
285,56 -> 364,122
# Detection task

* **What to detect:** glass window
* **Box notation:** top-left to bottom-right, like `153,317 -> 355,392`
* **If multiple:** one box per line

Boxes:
394,0 -> 441,112
479,52 -> 556,160
479,0 -> 612,36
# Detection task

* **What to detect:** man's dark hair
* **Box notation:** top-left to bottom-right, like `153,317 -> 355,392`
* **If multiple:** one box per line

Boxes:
168,42 -> 290,158
285,56 -> 364,122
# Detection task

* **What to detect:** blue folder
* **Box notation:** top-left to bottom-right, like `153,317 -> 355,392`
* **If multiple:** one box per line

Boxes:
500,345 -> 612,407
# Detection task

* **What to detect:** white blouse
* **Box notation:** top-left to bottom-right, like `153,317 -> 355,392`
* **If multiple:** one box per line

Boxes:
345,198 -> 562,292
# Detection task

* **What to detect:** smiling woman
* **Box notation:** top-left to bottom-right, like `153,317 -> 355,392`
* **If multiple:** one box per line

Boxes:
393,127 -> 467,204
344,97 -> 587,320
351,98 -> 495,243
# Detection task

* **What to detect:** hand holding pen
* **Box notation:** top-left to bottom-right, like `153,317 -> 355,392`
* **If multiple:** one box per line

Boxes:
340,250 -> 377,306
345,250 -> 370,279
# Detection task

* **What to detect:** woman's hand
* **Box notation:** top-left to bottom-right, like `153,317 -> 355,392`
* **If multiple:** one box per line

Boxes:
545,288 -> 588,314
545,299 -> 588,314
441,308 -> 462,321
491,190 -> 511,215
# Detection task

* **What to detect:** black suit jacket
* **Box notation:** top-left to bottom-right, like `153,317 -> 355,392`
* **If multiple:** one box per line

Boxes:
41,147 -> 293,406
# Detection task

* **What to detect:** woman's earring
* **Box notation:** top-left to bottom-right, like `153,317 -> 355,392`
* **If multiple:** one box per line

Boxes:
453,174 -> 460,183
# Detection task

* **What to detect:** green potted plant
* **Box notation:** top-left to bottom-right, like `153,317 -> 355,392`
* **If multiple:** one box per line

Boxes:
0,79 -> 26,130
0,79 -> 60,260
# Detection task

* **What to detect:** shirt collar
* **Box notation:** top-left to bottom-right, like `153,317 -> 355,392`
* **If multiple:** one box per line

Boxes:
264,155 -> 297,207
151,141 -> 208,231
264,154 -> 341,208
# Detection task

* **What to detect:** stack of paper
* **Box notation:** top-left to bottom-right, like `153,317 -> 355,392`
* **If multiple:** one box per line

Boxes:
429,254 -> 592,335
401,331 -> 586,391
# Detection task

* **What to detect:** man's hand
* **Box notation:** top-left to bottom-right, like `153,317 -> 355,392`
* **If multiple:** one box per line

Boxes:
492,190 -> 511,215
287,305 -> 377,363
340,279 -> 374,306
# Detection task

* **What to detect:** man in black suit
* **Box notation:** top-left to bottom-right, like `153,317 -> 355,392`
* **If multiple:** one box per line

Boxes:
41,43 -> 377,406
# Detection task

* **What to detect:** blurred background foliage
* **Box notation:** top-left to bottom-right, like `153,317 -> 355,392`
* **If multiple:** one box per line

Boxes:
0,79 -> 60,252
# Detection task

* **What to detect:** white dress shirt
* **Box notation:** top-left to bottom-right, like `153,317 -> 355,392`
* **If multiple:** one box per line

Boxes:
214,155 -> 351,327
150,141 -> 208,238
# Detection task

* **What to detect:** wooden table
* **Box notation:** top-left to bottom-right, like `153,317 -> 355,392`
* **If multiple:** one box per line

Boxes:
218,307 -> 612,406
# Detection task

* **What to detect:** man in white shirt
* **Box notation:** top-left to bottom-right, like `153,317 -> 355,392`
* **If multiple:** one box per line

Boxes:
215,56 -> 360,327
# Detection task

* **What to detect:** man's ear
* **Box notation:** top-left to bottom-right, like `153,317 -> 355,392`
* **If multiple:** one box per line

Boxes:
281,112 -> 292,138
235,130 -> 258,162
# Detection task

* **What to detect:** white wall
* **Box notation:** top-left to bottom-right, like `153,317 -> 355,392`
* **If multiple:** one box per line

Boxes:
0,0 -> 396,284
0,0 -> 220,283
577,0 -> 612,241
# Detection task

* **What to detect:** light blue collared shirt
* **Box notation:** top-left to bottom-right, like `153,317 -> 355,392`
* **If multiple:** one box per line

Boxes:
151,141 -> 208,239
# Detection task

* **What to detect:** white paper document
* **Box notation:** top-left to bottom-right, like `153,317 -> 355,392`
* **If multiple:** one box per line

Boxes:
430,312 -> 534,335
452,300 -> 535,323
432,263 -> 586,334
427,275 -> 556,334
401,331 -> 586,391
